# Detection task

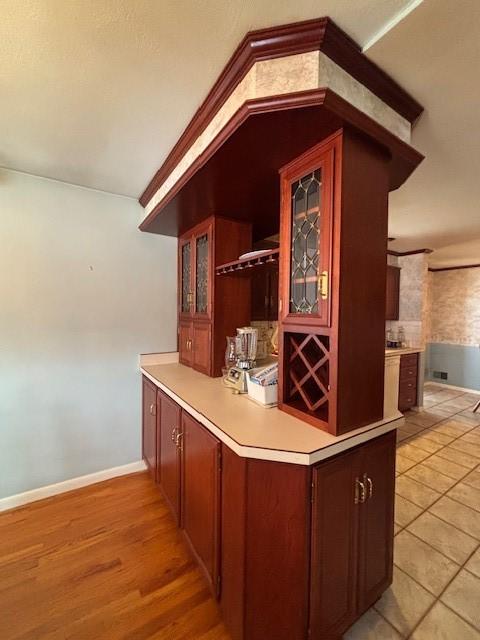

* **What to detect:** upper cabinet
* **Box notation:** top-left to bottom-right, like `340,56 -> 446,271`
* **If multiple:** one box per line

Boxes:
385,264 -> 400,321
179,220 -> 212,321
278,129 -> 391,436
178,216 -> 252,377
279,143 -> 334,328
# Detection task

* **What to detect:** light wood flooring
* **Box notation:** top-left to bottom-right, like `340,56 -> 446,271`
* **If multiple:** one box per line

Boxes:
0,472 -> 230,639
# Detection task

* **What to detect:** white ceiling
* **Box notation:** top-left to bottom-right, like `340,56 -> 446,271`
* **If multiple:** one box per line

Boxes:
1,0 -> 478,266
367,0 -> 480,266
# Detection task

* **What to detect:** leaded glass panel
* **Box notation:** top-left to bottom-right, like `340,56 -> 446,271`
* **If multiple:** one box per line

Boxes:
290,169 -> 322,314
196,234 -> 209,314
181,242 -> 191,313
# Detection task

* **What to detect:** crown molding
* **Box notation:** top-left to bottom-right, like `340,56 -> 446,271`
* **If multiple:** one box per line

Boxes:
387,248 -> 433,257
429,263 -> 480,272
139,17 -> 423,208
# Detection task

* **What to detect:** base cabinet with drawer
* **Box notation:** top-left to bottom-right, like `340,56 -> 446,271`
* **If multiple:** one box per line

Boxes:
142,376 -> 396,640
398,353 -> 418,411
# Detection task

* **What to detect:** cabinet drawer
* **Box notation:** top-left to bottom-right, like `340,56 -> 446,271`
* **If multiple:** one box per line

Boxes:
399,378 -> 417,395
400,353 -> 418,369
398,390 -> 416,410
400,366 -> 418,381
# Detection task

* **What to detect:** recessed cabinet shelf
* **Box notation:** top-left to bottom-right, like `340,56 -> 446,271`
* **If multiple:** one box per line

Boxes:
215,248 -> 279,276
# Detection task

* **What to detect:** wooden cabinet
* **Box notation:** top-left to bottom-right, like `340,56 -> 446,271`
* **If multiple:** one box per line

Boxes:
398,353 -> 418,411
310,430 -> 395,638
179,320 -> 193,367
155,384 -> 221,592
182,412 -> 221,596
251,266 -> 279,321
144,377 -> 395,640
178,216 -> 251,377
310,450 -> 358,636
158,389 -> 182,523
142,377 -> 158,481
278,129 -> 390,436
192,322 -> 211,375
386,264 -> 400,320
357,432 -> 395,612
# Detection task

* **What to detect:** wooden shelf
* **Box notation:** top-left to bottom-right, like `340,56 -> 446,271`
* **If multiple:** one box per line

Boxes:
215,248 -> 279,275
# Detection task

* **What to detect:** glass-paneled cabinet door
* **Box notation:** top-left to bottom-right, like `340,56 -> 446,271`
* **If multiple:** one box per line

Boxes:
179,237 -> 193,317
280,142 -> 334,328
194,229 -> 211,318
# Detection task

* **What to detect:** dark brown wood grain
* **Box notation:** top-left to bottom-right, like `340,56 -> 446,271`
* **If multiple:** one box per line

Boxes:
158,390 -> 182,524
356,430 -> 395,613
139,90 -> 423,238
142,376 -> 158,481
310,449 -> 359,637
243,459 -> 311,640
398,353 -> 418,411
219,445 -> 247,640
386,264 -> 400,321
181,412 -> 221,598
140,17 -> 422,208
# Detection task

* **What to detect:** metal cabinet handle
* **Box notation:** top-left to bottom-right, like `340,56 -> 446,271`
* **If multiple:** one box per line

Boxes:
171,426 -> 177,443
365,474 -> 373,500
355,478 -> 367,504
149,403 -> 156,416
318,270 -> 329,300
175,431 -> 183,451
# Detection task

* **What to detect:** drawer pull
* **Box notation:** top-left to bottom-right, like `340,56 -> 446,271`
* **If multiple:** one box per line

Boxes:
171,426 -> 177,443
355,478 -> 367,504
365,474 -> 373,499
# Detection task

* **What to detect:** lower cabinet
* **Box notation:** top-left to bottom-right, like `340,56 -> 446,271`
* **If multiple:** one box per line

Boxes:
309,432 -> 395,637
398,353 -> 418,411
142,377 -> 158,481
182,412 -> 221,596
142,377 -> 396,640
158,390 -> 182,523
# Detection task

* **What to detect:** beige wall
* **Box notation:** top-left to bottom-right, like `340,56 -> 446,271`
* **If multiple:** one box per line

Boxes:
0,169 -> 177,499
428,268 -> 480,346
386,253 -> 429,347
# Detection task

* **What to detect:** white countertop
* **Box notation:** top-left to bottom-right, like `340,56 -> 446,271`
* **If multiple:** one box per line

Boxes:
385,347 -> 424,357
141,362 -> 402,466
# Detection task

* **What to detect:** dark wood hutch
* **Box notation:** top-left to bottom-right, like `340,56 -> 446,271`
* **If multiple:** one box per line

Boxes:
139,16 -> 423,640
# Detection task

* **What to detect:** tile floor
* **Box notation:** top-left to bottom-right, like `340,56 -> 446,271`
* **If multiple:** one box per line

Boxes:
345,383 -> 480,639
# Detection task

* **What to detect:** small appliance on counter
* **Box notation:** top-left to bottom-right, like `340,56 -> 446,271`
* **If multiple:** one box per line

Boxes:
224,327 -> 258,393
246,361 -> 278,407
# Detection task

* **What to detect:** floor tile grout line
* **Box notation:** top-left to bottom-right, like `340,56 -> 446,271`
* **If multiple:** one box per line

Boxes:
392,389 -> 480,637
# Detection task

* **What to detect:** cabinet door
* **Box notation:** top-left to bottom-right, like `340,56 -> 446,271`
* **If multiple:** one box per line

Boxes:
251,269 -> 269,321
279,143 -> 334,328
193,223 -> 212,320
179,237 -> 193,318
142,377 -> 158,481
310,449 -> 359,638
357,431 -> 396,613
386,265 -> 400,320
182,412 -> 221,596
192,322 -> 211,375
159,391 -> 182,523
179,320 -> 193,367
268,267 -> 279,321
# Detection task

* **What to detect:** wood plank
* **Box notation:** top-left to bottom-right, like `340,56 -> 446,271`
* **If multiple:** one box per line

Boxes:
0,473 -> 230,640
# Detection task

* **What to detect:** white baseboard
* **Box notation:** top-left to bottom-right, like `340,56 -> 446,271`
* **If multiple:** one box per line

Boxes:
427,380 -> 480,395
0,460 -> 147,513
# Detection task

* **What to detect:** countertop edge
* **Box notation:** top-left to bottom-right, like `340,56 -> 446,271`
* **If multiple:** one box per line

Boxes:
141,366 -> 402,466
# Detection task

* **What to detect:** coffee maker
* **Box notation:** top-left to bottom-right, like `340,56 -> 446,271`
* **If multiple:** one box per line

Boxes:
224,327 -> 258,393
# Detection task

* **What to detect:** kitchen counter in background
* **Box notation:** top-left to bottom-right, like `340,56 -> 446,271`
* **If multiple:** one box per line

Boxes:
141,354 -> 403,466
385,347 -> 424,357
